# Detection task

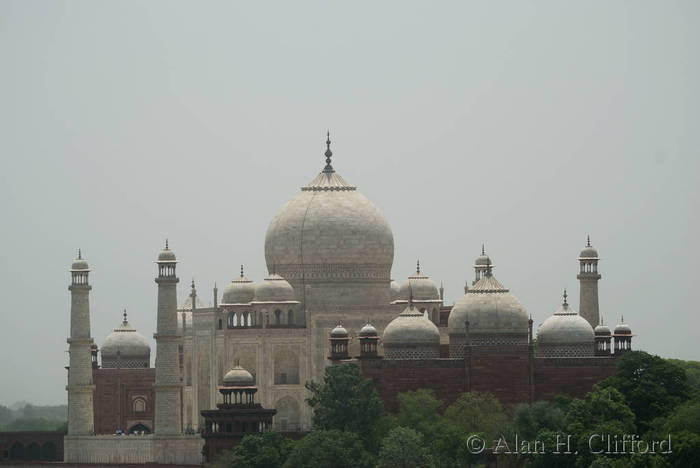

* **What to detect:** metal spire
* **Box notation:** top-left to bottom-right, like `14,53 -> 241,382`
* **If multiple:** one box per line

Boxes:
563,289 -> 568,306
323,130 -> 334,173
123,308 -> 128,324
416,259 -> 421,273
240,264 -> 244,277
482,244 -> 485,255
587,235 -> 591,247
78,248 -> 82,260
165,239 -> 169,250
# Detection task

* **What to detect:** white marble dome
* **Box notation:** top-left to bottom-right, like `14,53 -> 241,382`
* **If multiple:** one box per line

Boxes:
157,245 -> 176,262
101,314 -> 150,368
359,322 -> 378,337
223,365 -> 255,387
614,322 -> 631,335
383,304 -> 440,359
331,324 -> 348,337
398,268 -> 439,301
221,272 -> 256,305
264,149 -> 394,283
538,303 -> 594,345
71,257 -> 89,271
594,323 -> 611,335
254,274 -> 295,302
448,272 -> 529,338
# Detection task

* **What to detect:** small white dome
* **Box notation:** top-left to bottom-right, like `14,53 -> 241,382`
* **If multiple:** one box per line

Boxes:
157,243 -> 176,262
223,365 -> 255,387
71,258 -> 89,271
221,271 -> 255,304
359,322 -> 378,337
579,238 -> 599,258
254,274 -> 295,302
398,265 -> 439,301
383,304 -> 440,346
538,302 -> 594,345
101,314 -> 150,368
331,324 -> 348,337
614,322 -> 631,335
594,323 -> 611,335
448,273 -> 528,336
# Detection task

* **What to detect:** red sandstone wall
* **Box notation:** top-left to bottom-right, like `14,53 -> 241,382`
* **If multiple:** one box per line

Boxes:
93,368 -> 156,434
533,357 -> 619,401
359,359 -> 465,412
466,346 -> 532,406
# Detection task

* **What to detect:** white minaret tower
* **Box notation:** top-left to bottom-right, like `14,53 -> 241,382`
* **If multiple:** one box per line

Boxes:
66,249 -> 95,435
154,240 -> 182,435
577,236 -> 601,328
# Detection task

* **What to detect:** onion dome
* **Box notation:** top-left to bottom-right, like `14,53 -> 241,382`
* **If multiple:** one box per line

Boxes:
537,291 -> 594,352
474,245 -> 491,266
448,266 -> 529,342
390,280 -> 401,302
383,303 -> 440,359
594,320 -> 611,336
579,236 -> 599,259
331,324 -> 348,337
264,134 -> 394,297
101,311 -> 151,368
254,274 -> 296,302
221,265 -> 256,304
359,322 -> 378,337
398,261 -> 439,301
157,240 -> 177,262
71,249 -> 89,271
614,317 -> 631,335
223,364 -> 255,387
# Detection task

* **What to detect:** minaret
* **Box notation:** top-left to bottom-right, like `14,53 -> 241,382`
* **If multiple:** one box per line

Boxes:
66,249 -> 95,435
154,240 -> 182,435
577,236 -> 601,328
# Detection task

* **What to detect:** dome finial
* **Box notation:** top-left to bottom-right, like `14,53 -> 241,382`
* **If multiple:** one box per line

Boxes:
416,259 -> 421,273
323,130 -> 334,173
240,264 -> 244,277
165,239 -> 169,250
562,289 -> 568,306
587,235 -> 591,247
123,308 -> 128,324
482,244 -> 485,255
78,248 -> 82,260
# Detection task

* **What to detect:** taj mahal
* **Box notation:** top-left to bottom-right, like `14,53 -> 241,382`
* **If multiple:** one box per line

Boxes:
63,134 -> 633,464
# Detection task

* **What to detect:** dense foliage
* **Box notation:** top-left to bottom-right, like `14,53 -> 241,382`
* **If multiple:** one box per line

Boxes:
0,403 -> 67,431
208,354 -> 700,468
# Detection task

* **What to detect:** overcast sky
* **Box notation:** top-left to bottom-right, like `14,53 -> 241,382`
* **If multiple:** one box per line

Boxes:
1,1 -> 698,405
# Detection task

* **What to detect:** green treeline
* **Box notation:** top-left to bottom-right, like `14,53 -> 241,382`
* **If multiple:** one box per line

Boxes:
209,351 -> 700,468
0,404 -> 67,432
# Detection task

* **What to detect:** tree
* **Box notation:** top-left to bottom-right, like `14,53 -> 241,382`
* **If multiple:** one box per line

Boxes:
444,392 -> 509,442
284,429 -> 372,468
566,385 -> 636,433
602,352 -> 691,431
209,431 -> 293,468
513,401 -> 566,440
395,389 -> 443,437
377,426 -> 433,468
305,363 -> 383,448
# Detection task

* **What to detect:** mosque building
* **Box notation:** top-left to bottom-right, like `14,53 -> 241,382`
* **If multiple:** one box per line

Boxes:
63,134 -> 633,464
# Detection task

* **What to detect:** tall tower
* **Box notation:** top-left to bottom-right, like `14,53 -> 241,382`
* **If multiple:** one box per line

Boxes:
154,241 -> 182,435
577,236 -> 601,328
66,250 -> 95,435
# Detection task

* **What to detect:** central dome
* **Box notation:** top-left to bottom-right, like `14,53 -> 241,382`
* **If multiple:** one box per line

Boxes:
264,137 -> 394,301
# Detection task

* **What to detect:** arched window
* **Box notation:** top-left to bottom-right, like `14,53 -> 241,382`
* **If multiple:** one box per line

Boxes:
128,423 -> 151,434
133,397 -> 147,413
274,348 -> 299,384
274,309 -> 282,325
274,396 -> 300,432
227,311 -> 235,328
287,309 -> 294,325
41,442 -> 56,460
10,442 -> 24,460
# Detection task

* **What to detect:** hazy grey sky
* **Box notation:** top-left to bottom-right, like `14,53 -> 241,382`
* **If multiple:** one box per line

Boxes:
1,1 -> 698,405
